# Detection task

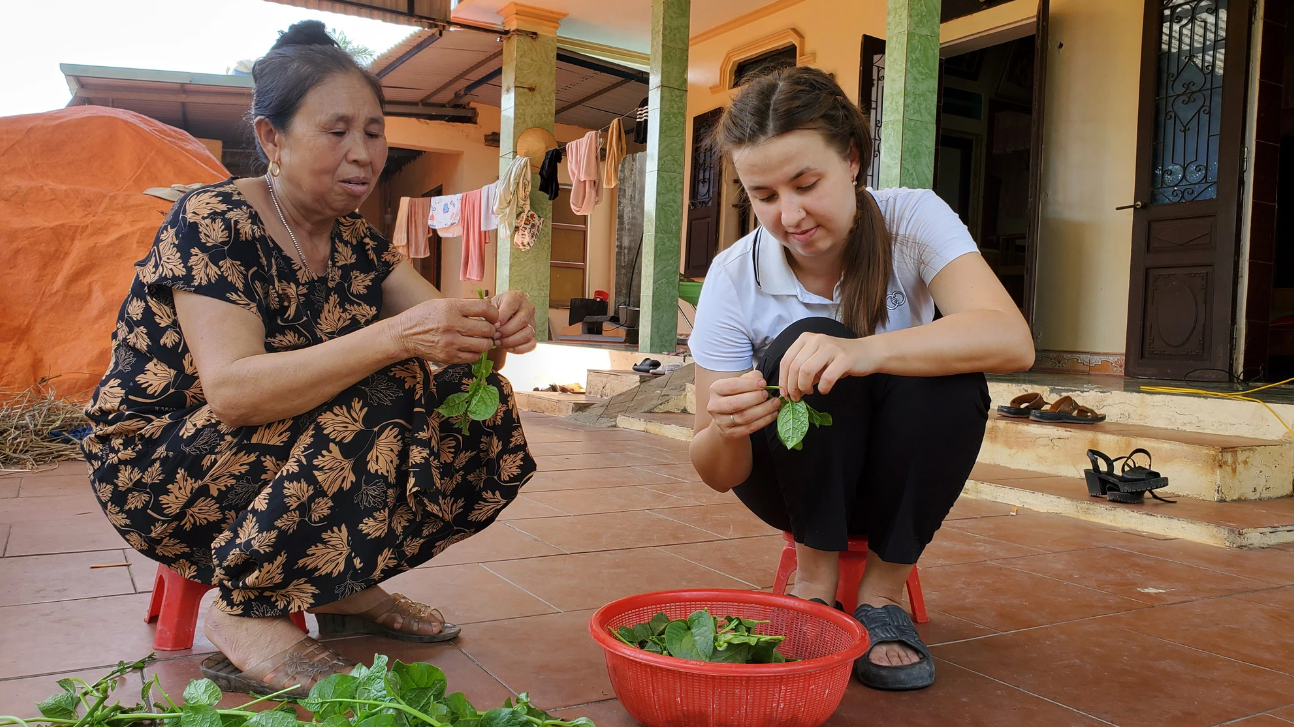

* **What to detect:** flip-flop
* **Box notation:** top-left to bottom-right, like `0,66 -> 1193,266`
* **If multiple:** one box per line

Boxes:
853,604 -> 935,691
312,593 -> 461,643
200,636 -> 352,698
1028,395 -> 1106,424
632,358 -> 661,373
996,392 -> 1049,418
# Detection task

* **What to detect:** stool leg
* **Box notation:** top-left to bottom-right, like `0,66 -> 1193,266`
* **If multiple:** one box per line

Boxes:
771,543 -> 797,596
153,569 -> 213,651
836,555 -> 867,615
144,565 -> 166,624
906,567 -> 930,624
290,612 -> 309,633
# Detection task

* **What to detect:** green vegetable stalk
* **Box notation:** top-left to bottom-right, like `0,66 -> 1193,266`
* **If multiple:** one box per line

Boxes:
435,290 -> 504,434
612,609 -> 792,665
2,653 -> 596,727
765,387 -> 832,450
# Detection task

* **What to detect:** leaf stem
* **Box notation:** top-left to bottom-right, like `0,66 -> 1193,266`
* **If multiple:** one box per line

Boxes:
308,699 -> 444,727
231,684 -> 301,710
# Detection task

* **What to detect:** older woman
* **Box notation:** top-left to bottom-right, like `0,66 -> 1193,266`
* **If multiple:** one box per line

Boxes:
80,20 -> 538,696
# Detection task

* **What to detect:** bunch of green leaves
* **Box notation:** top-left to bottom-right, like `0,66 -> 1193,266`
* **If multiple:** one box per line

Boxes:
435,290 -> 503,435
611,610 -> 791,665
2,653 -> 595,727
766,387 -> 832,451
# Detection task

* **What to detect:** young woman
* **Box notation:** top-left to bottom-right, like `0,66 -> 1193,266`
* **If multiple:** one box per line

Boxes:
687,66 -> 1034,691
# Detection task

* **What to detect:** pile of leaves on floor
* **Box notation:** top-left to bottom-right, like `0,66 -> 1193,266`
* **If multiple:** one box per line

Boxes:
612,609 -> 792,664
0,378 -> 89,472
0,654 -> 595,727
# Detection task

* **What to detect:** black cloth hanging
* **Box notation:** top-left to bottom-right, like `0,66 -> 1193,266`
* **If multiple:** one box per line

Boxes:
633,97 -> 649,145
538,148 -> 564,201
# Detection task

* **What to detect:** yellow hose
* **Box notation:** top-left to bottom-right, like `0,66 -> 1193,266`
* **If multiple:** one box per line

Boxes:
1140,377 -> 1294,439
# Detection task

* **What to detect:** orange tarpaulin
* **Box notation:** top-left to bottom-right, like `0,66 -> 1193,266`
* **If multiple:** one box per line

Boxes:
0,106 -> 229,397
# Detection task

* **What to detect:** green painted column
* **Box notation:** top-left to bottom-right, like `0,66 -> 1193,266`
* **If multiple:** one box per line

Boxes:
496,4 -> 564,341
640,0 -> 689,354
879,0 -> 940,189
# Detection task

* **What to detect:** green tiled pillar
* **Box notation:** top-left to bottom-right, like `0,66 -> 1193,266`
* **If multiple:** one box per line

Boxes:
640,0 -> 689,354
496,4 -> 564,341
879,0 -> 940,189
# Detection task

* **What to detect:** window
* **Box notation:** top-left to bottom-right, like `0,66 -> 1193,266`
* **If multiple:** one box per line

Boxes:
549,186 -> 588,308
733,45 -> 798,87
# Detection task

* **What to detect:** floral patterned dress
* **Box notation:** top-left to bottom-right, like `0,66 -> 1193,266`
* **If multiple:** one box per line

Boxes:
80,180 -> 536,617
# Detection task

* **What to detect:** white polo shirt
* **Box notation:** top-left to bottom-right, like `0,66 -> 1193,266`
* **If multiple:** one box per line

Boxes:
689,187 -> 980,372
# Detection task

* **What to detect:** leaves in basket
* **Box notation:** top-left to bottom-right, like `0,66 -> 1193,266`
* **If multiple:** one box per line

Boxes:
613,609 -> 792,665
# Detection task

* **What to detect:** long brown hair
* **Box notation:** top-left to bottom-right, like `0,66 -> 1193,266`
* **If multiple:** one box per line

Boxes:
712,66 -> 891,336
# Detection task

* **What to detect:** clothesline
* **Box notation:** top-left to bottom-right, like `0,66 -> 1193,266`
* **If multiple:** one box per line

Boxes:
557,106 -> 640,151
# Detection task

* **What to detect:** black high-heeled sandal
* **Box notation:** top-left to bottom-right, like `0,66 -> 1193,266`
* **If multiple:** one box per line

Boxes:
1084,448 -> 1176,504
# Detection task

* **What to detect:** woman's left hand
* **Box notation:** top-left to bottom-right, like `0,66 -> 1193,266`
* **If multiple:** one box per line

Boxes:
493,290 -> 538,354
779,333 -> 876,401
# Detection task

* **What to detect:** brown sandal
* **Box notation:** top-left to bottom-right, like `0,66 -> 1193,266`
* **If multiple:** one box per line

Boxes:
997,392 -> 1050,418
312,593 -> 461,643
1028,395 -> 1106,424
200,636 -> 352,698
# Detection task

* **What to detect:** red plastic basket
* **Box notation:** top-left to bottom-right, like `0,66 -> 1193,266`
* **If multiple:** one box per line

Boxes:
589,589 -> 870,727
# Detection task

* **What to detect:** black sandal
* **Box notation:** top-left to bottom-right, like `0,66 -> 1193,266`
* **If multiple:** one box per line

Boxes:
632,358 -> 661,373
1084,448 -> 1176,504
852,604 -> 935,691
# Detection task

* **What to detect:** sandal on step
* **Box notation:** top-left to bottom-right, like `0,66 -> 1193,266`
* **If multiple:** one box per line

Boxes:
1084,449 -> 1176,504
852,604 -> 935,691
997,392 -> 1050,418
313,593 -> 461,643
632,358 -> 661,373
200,636 -> 352,698
1029,395 -> 1106,424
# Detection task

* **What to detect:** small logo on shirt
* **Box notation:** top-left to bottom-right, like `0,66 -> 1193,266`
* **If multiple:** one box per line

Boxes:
886,291 -> 907,310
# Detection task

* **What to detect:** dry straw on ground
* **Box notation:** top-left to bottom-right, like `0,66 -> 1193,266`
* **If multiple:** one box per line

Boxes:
0,378 -> 88,472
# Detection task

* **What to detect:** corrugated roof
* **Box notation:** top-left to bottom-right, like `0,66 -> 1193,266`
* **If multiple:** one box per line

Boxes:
263,0 -> 450,26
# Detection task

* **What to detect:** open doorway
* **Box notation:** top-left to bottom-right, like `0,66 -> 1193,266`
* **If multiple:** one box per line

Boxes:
934,35 -> 1039,311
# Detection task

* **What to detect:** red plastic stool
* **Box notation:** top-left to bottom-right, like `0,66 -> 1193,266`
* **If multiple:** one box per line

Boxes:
145,564 -> 308,650
771,532 -> 929,623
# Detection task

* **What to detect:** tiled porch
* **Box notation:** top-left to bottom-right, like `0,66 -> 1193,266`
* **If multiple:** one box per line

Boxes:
2,412 -> 1294,726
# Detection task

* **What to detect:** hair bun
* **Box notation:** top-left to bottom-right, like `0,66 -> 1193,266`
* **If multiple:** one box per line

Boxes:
271,20 -> 338,51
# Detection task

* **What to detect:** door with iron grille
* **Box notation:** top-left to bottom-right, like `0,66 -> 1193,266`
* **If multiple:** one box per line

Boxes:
1125,0 -> 1253,378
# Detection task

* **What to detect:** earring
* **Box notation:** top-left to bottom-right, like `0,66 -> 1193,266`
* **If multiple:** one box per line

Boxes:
268,159 -> 281,177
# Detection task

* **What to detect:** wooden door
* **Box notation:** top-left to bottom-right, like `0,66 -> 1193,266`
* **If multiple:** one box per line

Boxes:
685,108 -> 723,278
1022,0 -> 1049,326
1125,0 -> 1253,379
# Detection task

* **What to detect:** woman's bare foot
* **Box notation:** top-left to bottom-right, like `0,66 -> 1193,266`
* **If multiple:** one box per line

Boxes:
203,608 -> 350,693
858,595 -> 921,666
310,585 -> 447,637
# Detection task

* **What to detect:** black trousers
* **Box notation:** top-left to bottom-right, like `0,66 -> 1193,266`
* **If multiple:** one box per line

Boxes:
734,317 -> 990,564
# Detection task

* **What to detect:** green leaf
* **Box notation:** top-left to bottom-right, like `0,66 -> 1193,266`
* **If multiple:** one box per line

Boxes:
391,660 -> 447,710
776,399 -> 809,450
663,620 -> 705,661
355,715 -> 395,727
303,673 -> 358,718
245,711 -> 296,727
467,384 -> 500,421
56,678 -> 77,694
37,692 -> 78,720
687,610 -> 716,660
643,641 -> 665,654
476,707 -> 530,727
809,406 -> 832,427
320,717 -> 352,727
444,692 -> 479,720
708,642 -> 753,664
437,392 -> 471,418
180,704 -> 225,727
183,678 -> 222,707
558,719 -> 596,727
648,612 -> 671,636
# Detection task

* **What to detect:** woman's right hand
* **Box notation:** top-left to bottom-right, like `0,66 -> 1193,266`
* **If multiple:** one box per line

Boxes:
707,371 -> 783,440
395,298 -> 500,365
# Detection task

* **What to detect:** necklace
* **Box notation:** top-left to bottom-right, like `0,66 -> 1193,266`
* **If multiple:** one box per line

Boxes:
264,174 -> 316,278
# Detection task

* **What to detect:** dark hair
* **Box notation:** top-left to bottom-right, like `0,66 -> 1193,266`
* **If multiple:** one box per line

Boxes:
247,20 -> 385,163
712,66 -> 891,337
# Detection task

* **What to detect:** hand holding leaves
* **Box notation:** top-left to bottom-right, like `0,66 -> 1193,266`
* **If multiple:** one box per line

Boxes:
436,290 -> 504,434
766,387 -> 832,450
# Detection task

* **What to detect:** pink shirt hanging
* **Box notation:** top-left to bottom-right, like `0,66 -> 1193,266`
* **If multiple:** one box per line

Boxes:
458,188 -> 486,282
566,129 -> 602,216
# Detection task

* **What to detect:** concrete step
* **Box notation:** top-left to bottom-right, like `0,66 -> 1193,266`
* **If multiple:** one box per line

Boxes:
616,412 -> 693,441
979,413 -> 1294,502
586,369 -> 652,399
515,390 -> 606,417
965,463 -> 1294,548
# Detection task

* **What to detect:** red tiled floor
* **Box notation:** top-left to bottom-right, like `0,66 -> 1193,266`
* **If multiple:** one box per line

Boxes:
823,660 -> 1107,727
647,503 -> 780,539
123,548 -> 160,592
996,547 -> 1272,605
381,563 -> 559,624
506,511 -> 718,553
522,466 -> 685,492
0,666 -> 144,716
525,485 -> 695,515
1271,704 -> 1294,721
549,699 -> 640,727
16,474 -> 90,498
0,524 -> 9,557
631,463 -> 702,482
919,561 -> 1147,631
1109,596 -> 1294,675
531,452 -> 667,472
0,493 -> 100,524
1107,536 -> 1294,585
1240,586 -> 1294,611
918,527 -> 1045,567
934,619 -> 1294,727
423,523 -> 565,567
944,496 -> 1017,519
1227,716 -> 1294,726
484,548 -> 751,611
640,481 -> 738,505
455,609 -> 614,710
0,550 -> 135,606
945,510 -> 1167,552
658,535 -> 784,588
5,512 -> 127,556
914,609 -> 999,646
495,495 -> 568,520
0,481 -> 17,499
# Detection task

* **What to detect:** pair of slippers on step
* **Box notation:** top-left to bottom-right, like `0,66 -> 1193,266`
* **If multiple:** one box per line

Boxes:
632,358 -> 680,375
998,393 -> 1105,424
802,597 -> 934,692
